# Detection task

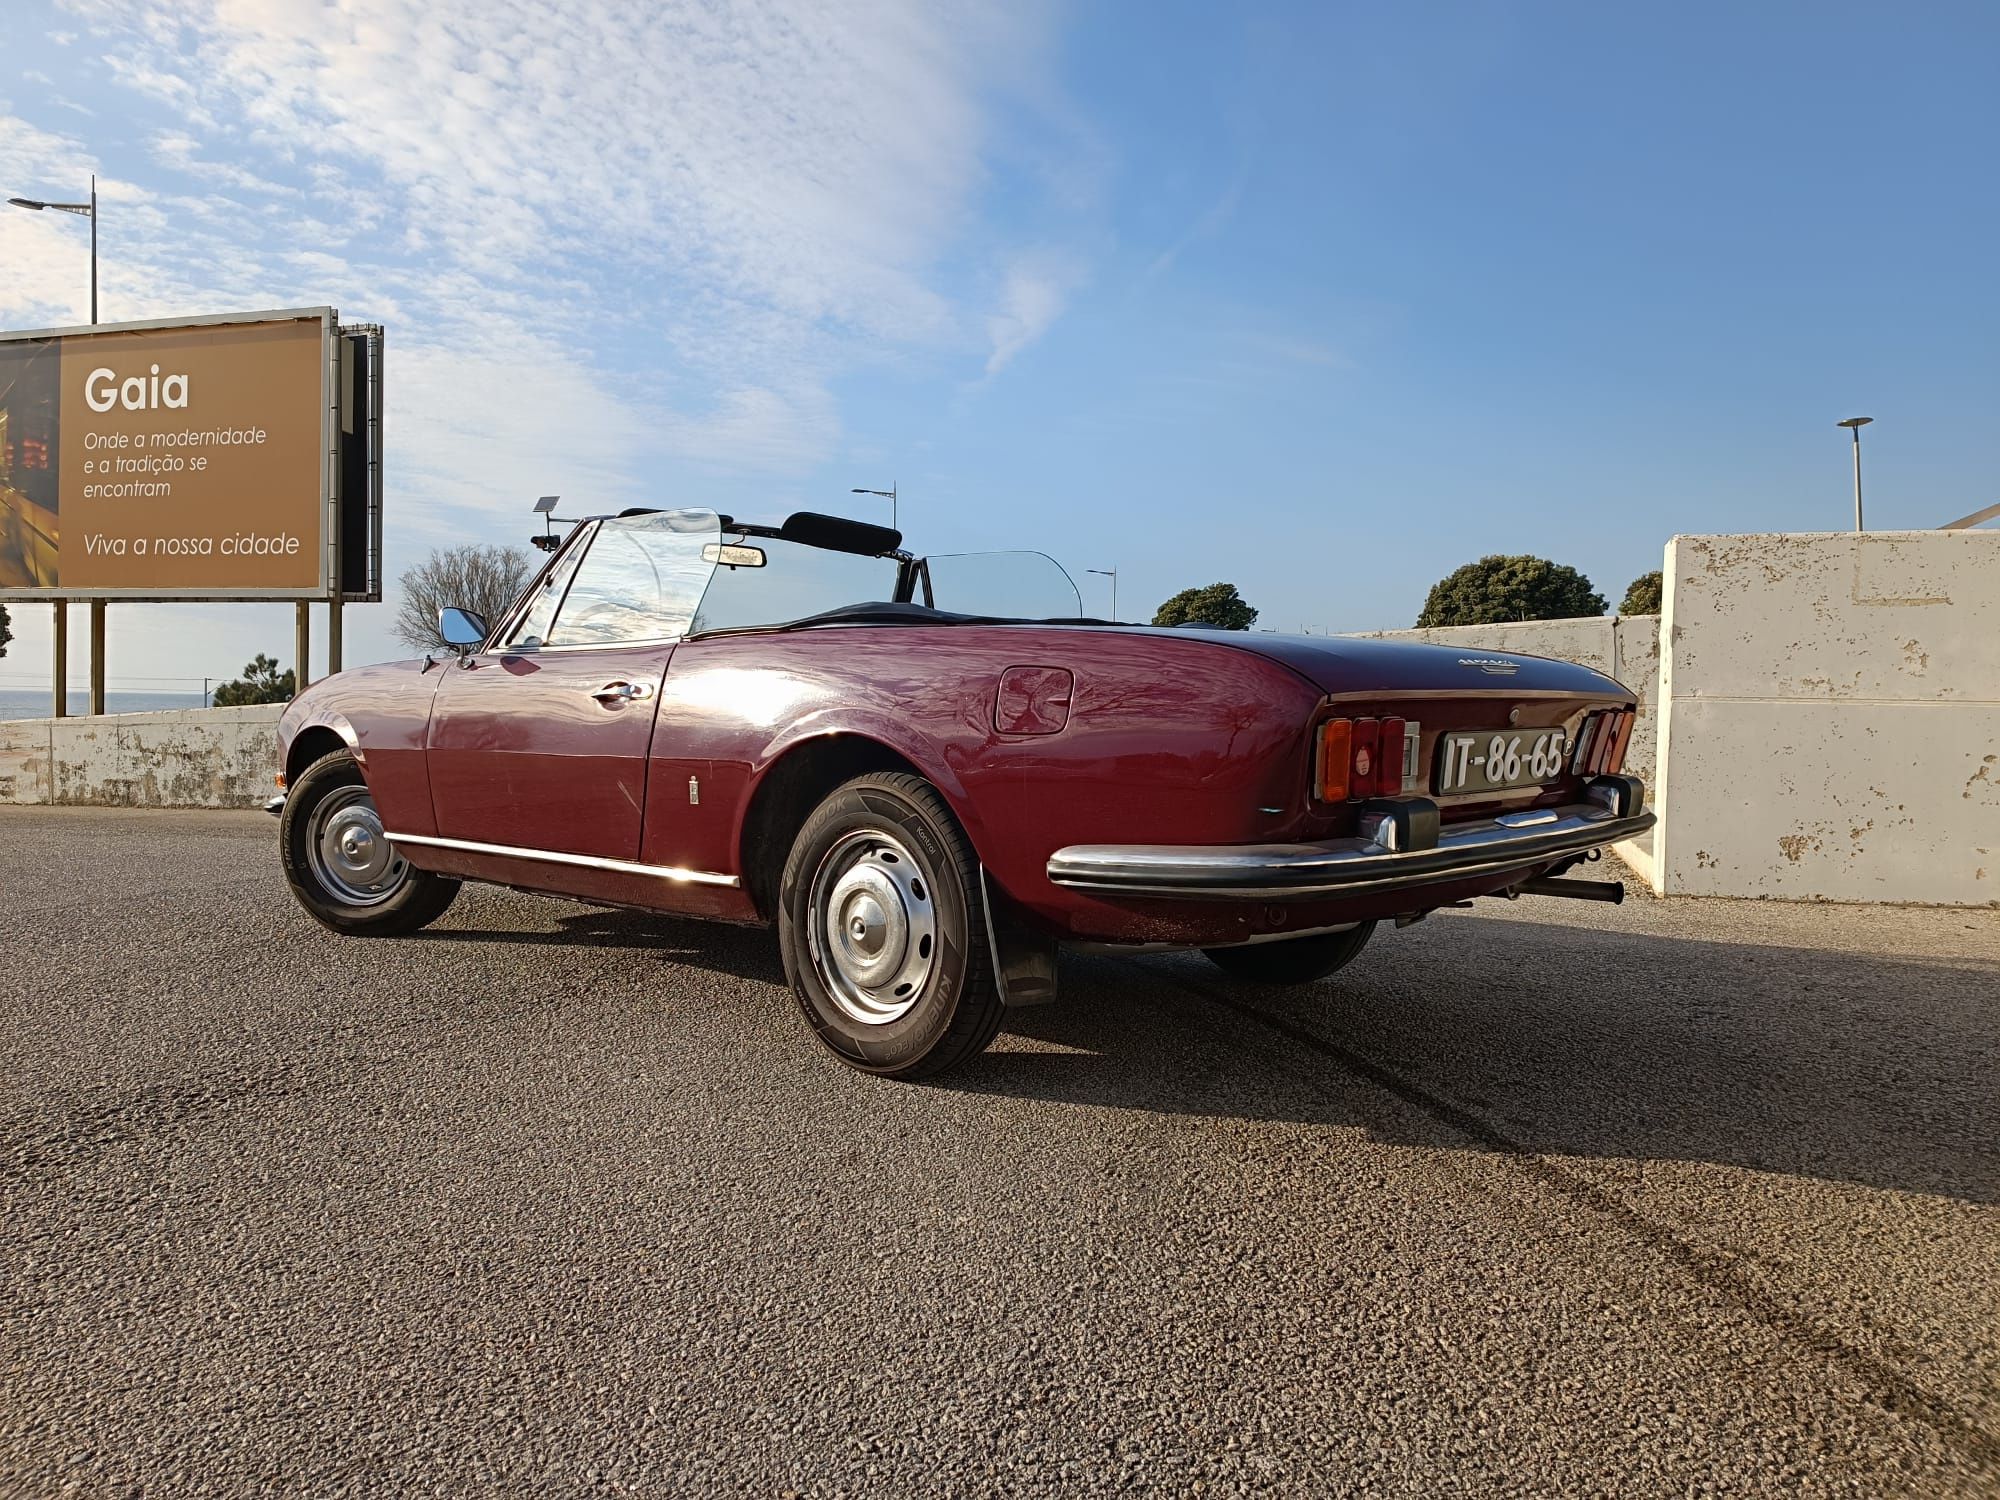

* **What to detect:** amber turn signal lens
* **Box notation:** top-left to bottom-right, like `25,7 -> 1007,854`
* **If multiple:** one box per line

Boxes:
274,773 -> 287,789
1317,719 -> 1352,802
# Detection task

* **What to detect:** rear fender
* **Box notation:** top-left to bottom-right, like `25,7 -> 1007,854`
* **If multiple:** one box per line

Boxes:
747,709 -> 991,858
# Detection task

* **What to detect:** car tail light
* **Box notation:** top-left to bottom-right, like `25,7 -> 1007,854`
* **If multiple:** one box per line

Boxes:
1572,708 -> 1634,776
1376,716 -> 1406,794
1318,716 -> 1410,801
1604,709 -> 1634,773
1317,719 -> 1353,801
1351,719 -> 1382,798
1571,714 -> 1601,776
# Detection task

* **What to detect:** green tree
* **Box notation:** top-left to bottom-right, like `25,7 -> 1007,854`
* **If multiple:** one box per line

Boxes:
1618,570 -> 1663,615
0,601 -> 11,659
1416,555 -> 1606,627
1152,582 -> 1259,631
212,653 -> 296,707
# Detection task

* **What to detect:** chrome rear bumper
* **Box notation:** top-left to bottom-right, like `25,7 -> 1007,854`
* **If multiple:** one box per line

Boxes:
1047,778 -> 1652,901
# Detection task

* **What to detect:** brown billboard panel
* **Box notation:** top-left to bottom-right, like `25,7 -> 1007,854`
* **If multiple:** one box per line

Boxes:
0,309 -> 333,599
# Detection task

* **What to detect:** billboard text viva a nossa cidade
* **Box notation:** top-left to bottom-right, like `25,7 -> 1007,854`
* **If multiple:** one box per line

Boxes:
0,312 -> 332,598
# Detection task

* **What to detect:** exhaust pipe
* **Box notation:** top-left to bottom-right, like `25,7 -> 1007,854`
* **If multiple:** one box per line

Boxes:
1511,875 -> 1624,904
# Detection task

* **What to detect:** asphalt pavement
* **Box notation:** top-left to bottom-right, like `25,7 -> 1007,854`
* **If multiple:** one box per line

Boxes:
3,806 -> 1996,1497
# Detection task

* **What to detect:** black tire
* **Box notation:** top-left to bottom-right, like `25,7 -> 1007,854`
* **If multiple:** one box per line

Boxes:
1203,922 -> 1376,986
280,749 -> 460,937
777,772 -> 1004,1079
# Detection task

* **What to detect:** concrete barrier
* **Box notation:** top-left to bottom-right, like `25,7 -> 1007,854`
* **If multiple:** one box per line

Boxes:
0,704 -> 284,808
1653,530 -> 1999,906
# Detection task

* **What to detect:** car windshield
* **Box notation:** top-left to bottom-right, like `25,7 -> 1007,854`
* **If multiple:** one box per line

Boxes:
506,508 -> 1096,644
692,532 -> 903,634
922,551 -> 1083,620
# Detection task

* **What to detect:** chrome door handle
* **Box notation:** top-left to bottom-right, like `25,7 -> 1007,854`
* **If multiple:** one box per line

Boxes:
590,681 -> 655,704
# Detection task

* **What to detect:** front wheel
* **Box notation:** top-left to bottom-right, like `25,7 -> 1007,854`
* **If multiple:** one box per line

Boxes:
778,772 -> 1004,1079
280,749 -> 460,936
1203,922 -> 1375,986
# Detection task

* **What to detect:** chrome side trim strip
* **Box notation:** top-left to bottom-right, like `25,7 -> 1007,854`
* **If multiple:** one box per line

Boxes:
385,831 -> 740,887
1047,802 -> 1655,901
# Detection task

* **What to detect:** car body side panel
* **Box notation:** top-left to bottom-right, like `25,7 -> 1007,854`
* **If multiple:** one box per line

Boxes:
277,660 -> 441,839
426,644 -> 675,860
640,627 -> 1329,932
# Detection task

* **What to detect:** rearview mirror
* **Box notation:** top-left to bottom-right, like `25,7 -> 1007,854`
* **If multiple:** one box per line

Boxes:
702,542 -> 767,568
438,607 -> 488,650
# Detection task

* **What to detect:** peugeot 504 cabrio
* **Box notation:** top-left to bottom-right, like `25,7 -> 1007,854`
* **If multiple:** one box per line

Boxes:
272,508 -> 1651,1078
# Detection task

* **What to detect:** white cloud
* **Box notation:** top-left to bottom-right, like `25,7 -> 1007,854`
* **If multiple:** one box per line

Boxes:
2,1 -> 1098,683
984,252 -> 1085,374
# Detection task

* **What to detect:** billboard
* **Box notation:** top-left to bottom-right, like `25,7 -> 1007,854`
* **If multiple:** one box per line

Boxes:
0,308 -> 349,600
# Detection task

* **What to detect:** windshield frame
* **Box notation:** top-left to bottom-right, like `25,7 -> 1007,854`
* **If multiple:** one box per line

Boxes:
480,507 -> 1098,654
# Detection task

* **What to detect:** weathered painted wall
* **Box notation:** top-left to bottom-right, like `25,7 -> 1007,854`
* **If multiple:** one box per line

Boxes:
0,704 -> 284,808
1654,530 -> 1999,905
1345,616 -> 1660,793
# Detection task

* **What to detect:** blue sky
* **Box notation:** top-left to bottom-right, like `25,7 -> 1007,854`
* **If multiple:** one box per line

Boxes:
2,0 -> 1995,691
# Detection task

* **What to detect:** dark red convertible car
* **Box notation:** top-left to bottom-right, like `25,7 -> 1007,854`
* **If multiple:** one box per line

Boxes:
273,508 -> 1650,1078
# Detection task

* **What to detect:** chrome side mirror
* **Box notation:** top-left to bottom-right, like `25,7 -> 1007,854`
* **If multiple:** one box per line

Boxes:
438,607 -> 489,653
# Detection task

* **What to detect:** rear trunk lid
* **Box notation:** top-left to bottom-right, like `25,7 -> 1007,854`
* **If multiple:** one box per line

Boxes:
1123,627 -> 1642,827
1137,627 -> 1632,700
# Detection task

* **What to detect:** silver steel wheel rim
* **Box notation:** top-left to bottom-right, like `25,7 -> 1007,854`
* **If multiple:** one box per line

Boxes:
305,784 -> 409,908
807,828 -> 938,1026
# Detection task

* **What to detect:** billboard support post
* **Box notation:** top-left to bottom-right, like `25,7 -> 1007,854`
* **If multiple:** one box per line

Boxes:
87,175 -> 100,714
51,604 -> 66,718
88,601 -> 105,714
88,608 -> 104,713
295,602 -> 311,692
329,598 -> 343,676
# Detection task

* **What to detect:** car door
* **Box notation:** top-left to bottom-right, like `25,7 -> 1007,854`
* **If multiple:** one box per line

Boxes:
426,512 -> 715,862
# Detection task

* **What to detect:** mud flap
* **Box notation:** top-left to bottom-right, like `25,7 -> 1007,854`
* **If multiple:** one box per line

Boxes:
979,868 -> 1059,1007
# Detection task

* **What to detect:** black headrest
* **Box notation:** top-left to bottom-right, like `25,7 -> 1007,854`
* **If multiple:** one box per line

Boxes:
779,511 -> 902,556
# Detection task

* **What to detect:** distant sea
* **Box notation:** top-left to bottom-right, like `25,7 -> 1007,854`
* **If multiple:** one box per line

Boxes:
0,689 -> 221,721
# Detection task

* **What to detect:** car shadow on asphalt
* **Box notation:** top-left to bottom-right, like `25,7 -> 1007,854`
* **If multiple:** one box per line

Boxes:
949,917 -> 2000,1207
414,905 -> 788,985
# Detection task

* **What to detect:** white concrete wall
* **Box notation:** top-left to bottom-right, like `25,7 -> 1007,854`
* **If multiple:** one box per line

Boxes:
1654,530 -> 1999,905
1345,616 -> 1660,794
0,704 -> 284,808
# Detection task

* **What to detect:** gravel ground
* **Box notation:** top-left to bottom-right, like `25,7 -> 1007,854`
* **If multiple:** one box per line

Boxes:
2,806 -> 1996,1498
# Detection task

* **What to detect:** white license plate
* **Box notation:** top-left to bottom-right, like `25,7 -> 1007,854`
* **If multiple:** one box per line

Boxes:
1435,729 -> 1568,795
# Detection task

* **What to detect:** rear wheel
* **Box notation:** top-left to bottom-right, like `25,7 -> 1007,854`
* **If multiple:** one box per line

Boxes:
1203,922 -> 1375,985
778,772 -> 1004,1079
280,749 -> 460,936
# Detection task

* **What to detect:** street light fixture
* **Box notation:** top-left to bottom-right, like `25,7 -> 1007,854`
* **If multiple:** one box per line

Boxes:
8,175 -> 97,322
851,484 -> 898,531
10,175 -> 100,718
1085,567 -> 1118,621
1837,417 -> 1873,532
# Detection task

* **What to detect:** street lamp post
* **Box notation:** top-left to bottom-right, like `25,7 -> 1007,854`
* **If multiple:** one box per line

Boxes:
9,176 -> 100,715
1085,567 -> 1118,621
6,175 -> 96,319
851,485 -> 898,532
1837,417 -> 1873,533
